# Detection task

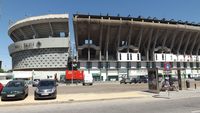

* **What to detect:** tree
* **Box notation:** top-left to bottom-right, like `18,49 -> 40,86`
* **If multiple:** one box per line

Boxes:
0,68 -> 4,73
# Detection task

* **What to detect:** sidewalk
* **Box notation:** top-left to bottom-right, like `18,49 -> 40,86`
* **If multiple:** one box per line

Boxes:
0,91 -> 150,107
152,89 -> 200,99
1,89 -> 200,107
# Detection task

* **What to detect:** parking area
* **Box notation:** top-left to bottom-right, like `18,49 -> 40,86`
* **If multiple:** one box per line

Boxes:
28,82 -> 148,95
0,82 -> 149,106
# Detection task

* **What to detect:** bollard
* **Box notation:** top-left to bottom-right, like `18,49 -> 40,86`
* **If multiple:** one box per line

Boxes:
195,83 -> 197,89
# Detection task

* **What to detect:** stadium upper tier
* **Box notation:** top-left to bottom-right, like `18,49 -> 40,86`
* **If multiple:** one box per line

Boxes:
8,14 -> 69,42
73,14 -> 200,61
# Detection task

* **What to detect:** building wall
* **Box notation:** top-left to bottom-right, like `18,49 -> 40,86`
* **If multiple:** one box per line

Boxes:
13,71 -> 65,81
12,48 -> 68,70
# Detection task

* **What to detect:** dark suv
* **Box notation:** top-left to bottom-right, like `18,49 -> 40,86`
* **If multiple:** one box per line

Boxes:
120,78 -> 132,84
133,76 -> 148,83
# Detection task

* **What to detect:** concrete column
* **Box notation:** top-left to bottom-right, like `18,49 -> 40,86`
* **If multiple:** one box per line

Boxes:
19,28 -> 27,39
170,30 -> 178,53
190,32 -> 199,55
152,29 -> 160,61
106,50 -> 108,61
137,28 -> 143,52
11,32 -> 21,41
177,31 -> 186,55
99,18 -> 103,61
105,18 -> 110,61
127,19 -> 133,53
30,25 -> 38,38
196,44 -> 200,55
146,29 -> 153,61
117,19 -> 122,54
88,16 -> 91,61
99,50 -> 102,61
161,30 -> 169,51
48,22 -> 54,37
183,33 -> 192,55
74,16 -> 79,61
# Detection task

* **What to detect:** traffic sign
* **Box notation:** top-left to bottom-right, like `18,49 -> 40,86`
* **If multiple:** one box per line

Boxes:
164,62 -> 171,71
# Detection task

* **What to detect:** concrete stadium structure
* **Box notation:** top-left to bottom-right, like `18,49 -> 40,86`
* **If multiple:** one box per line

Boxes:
73,14 -> 200,81
8,14 -> 70,80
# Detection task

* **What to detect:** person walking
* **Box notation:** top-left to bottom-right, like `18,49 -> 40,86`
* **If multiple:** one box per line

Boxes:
164,78 -> 170,98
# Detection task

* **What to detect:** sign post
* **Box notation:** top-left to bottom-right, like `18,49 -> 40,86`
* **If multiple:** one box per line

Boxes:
164,62 -> 171,78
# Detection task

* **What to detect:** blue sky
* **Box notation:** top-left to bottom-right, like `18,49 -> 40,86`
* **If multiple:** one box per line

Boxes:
1,0 -> 200,70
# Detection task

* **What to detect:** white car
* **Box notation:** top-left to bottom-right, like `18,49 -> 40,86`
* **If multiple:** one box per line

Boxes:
83,73 -> 93,86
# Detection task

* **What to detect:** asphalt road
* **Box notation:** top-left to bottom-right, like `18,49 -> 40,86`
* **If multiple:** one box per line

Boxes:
1,97 -> 200,113
29,82 -> 148,95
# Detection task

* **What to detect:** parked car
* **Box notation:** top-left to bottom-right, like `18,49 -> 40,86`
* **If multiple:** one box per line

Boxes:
1,80 -> 28,101
32,79 -> 40,87
0,82 -> 4,94
132,76 -> 148,83
120,78 -> 132,84
34,79 -> 57,100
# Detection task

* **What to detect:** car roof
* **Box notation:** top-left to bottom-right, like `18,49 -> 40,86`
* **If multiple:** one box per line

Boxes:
10,80 -> 25,82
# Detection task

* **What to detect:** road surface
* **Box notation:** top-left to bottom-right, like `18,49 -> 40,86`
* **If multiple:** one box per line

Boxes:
29,83 -> 148,95
1,97 -> 200,113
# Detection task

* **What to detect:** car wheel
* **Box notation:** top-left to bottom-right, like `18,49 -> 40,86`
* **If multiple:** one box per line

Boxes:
53,96 -> 57,99
1,98 -> 5,101
34,97 -> 38,100
26,92 -> 28,97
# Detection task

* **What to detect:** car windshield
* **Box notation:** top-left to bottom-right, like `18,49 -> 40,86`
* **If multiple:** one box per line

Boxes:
39,81 -> 55,87
6,81 -> 24,87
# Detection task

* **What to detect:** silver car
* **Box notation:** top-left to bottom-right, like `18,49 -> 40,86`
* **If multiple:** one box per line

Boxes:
34,79 -> 57,100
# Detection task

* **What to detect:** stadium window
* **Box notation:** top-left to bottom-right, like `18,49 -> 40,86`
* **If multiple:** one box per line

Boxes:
89,40 -> 93,44
85,40 -> 89,44
121,41 -> 125,45
60,32 -> 65,37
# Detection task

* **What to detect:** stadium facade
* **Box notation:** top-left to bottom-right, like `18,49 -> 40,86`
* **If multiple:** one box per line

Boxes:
8,14 -> 70,80
73,14 -> 200,81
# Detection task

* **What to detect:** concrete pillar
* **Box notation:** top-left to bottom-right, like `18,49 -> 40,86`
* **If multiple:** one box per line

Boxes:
127,19 -> 133,53
190,32 -> 199,55
176,31 -> 186,54
183,33 -> 192,55
146,29 -> 153,61
99,50 -> 102,61
137,28 -> 143,52
99,18 -> 103,61
170,30 -> 178,53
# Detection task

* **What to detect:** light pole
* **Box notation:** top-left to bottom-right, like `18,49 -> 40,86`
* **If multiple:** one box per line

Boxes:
71,43 -> 75,85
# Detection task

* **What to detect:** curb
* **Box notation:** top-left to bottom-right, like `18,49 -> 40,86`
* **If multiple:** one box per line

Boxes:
0,96 -> 147,107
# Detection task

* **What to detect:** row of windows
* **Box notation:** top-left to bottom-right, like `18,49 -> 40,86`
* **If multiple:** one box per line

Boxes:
78,62 -> 200,69
119,53 -> 140,60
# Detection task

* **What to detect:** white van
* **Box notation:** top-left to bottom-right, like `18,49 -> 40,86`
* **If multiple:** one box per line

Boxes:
83,72 -> 93,86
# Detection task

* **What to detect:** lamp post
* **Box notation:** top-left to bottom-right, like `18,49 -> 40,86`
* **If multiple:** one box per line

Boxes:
71,43 -> 75,85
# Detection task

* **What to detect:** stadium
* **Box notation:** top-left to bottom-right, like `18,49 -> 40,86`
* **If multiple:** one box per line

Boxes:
8,14 -> 70,80
73,14 -> 200,81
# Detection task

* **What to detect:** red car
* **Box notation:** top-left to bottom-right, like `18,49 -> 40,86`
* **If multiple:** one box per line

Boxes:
0,82 -> 3,93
